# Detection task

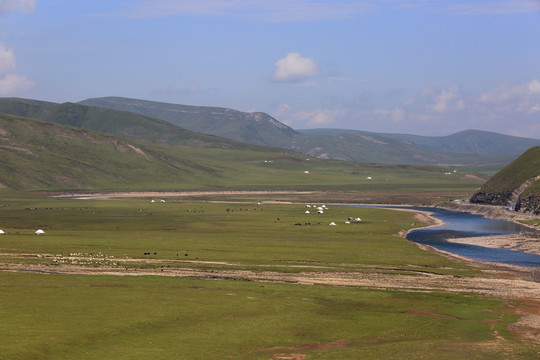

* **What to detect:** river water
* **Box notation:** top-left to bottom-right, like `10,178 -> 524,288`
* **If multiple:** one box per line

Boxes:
404,206 -> 540,268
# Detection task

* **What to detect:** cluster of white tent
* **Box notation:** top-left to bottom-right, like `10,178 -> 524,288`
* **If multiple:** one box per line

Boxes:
0,229 -> 45,235
303,204 -> 363,226
304,204 -> 327,214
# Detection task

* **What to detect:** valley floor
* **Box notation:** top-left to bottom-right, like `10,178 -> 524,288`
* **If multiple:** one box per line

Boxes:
4,191 -> 540,348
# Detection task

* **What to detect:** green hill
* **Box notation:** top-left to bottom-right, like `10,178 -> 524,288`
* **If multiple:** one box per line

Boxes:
299,128 -> 540,159
0,112 -> 484,195
470,146 -> 540,214
79,96 -> 298,146
0,98 -> 269,151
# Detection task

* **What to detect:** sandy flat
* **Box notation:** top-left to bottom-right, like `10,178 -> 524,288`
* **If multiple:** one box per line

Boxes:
446,234 -> 540,255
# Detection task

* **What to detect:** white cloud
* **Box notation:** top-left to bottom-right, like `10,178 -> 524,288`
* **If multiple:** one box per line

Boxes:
478,79 -> 540,114
528,79 -> 540,94
273,52 -> 319,83
0,0 -> 36,16
427,86 -> 465,113
274,103 -> 291,117
0,73 -> 35,95
0,43 -> 35,95
373,107 -> 405,122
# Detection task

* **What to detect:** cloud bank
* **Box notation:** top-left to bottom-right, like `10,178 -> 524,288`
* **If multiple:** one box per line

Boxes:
113,0 -> 372,22
275,79 -> 540,138
0,1 -> 36,95
109,0 -> 540,21
0,0 -> 36,16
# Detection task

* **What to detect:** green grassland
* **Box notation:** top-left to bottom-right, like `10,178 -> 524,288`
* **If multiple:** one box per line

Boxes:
0,194 -> 469,273
0,193 -> 537,359
1,272 -> 529,360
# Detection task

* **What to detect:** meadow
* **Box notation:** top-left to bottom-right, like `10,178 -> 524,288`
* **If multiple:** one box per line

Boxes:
0,192 -> 538,359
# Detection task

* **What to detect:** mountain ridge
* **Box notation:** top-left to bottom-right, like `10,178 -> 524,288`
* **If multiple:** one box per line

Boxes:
2,96 -> 539,167
78,96 -> 540,166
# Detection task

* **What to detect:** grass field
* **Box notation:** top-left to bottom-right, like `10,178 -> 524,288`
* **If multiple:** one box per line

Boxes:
0,192 -> 538,359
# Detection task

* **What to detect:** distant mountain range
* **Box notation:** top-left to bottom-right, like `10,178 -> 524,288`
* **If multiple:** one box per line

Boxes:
80,97 -> 540,165
1,96 -> 539,167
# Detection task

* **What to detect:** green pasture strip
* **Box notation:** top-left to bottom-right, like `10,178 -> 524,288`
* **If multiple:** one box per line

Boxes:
0,272 -> 534,360
0,197 -> 473,276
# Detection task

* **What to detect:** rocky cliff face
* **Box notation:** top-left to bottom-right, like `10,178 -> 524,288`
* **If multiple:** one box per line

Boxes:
515,192 -> 540,215
469,191 -> 512,206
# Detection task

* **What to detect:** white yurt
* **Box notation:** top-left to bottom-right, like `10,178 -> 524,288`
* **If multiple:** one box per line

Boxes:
35,229 -> 45,235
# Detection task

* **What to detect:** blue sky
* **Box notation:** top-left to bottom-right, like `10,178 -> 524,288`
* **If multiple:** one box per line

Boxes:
1,0 -> 540,137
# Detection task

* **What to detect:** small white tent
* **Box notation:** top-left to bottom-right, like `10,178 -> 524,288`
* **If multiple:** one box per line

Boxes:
0,229 -> 5,234
329,222 -> 337,226
305,210 -> 310,214
35,229 -> 45,235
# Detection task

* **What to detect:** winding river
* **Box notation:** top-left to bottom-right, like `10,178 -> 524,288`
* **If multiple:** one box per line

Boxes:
404,206 -> 540,268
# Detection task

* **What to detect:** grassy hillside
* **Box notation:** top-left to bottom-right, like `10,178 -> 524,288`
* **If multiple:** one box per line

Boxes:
0,113 -> 235,191
470,146 -> 540,210
0,112 -> 483,198
0,98 -> 269,151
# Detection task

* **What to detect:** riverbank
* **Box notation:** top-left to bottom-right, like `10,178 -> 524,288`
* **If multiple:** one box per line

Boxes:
433,200 -> 540,256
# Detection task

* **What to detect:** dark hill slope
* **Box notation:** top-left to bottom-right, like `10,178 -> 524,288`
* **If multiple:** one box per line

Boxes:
0,98 -> 268,151
470,146 -> 540,213
79,97 -> 298,146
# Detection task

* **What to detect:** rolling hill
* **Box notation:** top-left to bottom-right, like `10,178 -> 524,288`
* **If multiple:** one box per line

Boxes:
300,128 -> 540,157
79,96 -> 298,147
79,97 -> 540,166
470,146 -> 540,214
0,98 -> 270,151
0,112 -> 484,194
